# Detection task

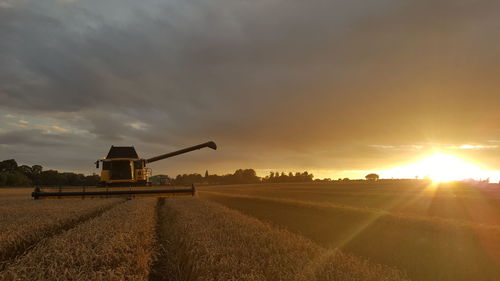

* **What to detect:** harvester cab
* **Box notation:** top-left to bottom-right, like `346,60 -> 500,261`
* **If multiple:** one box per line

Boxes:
32,141 -> 217,200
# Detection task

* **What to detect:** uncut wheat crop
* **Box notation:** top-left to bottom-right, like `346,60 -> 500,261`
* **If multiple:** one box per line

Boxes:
0,198 -> 156,281
0,198 -> 120,265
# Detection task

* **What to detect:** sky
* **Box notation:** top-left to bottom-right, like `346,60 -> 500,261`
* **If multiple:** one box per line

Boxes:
1,0 -> 500,180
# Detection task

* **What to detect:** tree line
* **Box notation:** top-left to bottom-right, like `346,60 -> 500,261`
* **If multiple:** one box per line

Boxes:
262,171 -> 314,183
1,158 -> 315,187
151,169 -> 314,185
0,159 -> 100,187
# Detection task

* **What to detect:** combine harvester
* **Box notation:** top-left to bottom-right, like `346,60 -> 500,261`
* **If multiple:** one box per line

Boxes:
32,141 -> 217,199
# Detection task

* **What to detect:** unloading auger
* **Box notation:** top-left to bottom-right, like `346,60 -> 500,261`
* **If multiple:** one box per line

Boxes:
32,141 -> 217,199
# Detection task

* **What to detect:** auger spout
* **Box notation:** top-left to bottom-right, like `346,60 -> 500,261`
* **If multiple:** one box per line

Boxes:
146,141 -> 217,163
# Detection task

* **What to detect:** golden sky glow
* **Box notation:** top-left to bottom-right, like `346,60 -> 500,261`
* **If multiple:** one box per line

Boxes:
380,153 -> 499,182
297,152 -> 500,183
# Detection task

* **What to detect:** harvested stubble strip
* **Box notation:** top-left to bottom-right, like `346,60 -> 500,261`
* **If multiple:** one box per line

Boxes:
157,198 -> 409,281
0,199 -> 121,264
200,191 -> 500,231
0,198 -> 156,281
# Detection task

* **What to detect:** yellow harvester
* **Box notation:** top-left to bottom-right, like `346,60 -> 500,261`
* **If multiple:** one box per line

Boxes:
32,141 -> 217,199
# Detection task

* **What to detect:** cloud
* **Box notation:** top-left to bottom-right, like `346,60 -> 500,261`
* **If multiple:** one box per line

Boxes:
17,119 -> 28,125
128,121 -> 149,131
0,1 -> 12,9
454,144 -> 498,150
36,125 -> 69,134
0,129 -> 76,147
1,0 -> 500,176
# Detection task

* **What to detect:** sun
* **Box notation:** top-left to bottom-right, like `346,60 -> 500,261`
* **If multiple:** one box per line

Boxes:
382,153 -> 489,183
417,153 -> 485,182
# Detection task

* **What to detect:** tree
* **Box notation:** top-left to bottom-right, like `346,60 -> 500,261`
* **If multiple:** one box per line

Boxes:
365,173 -> 380,181
31,165 -> 43,184
32,165 -> 43,175
233,169 -> 260,184
0,159 -> 18,173
0,159 -> 102,187
84,174 -> 100,186
18,165 -> 33,177
269,172 -> 275,183
0,170 -> 31,186
39,170 -> 64,186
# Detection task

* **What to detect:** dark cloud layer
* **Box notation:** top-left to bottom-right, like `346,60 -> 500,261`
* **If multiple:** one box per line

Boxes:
1,0 -> 500,177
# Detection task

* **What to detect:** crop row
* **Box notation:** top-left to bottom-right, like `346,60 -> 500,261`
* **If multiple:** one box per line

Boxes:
156,197 -> 408,281
0,199 -> 121,265
0,198 -> 156,281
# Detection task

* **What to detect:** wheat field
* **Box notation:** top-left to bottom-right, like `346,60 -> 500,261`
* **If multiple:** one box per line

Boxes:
1,198 -> 156,281
0,197 -> 120,268
1,182 -> 499,281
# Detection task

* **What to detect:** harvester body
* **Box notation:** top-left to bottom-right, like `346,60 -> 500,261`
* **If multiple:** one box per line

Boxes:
32,141 -> 217,199
97,141 -> 216,186
98,146 -> 150,186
